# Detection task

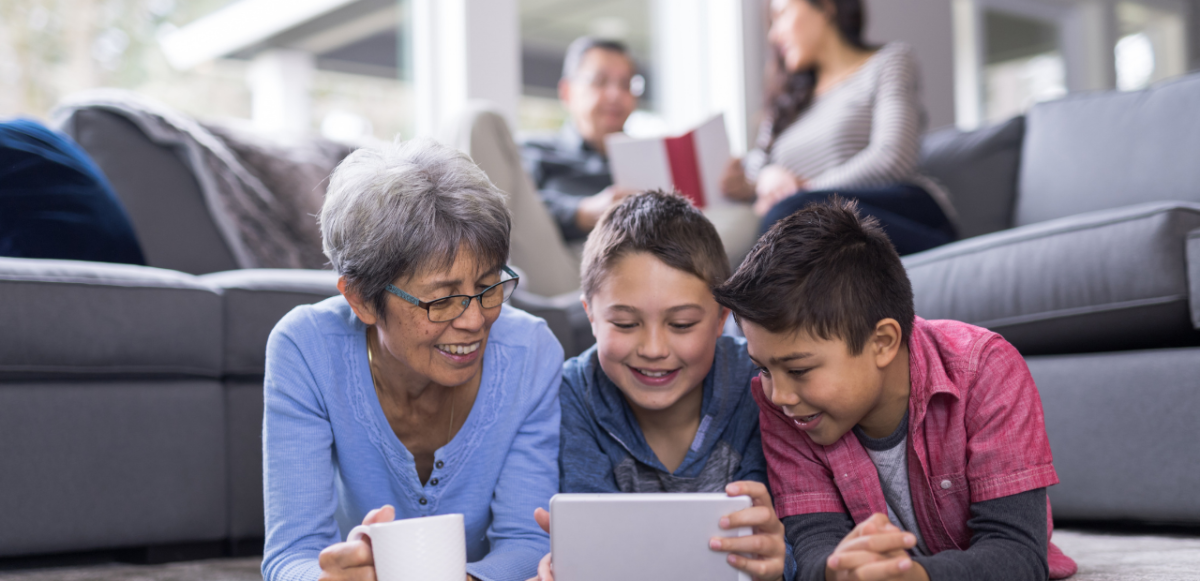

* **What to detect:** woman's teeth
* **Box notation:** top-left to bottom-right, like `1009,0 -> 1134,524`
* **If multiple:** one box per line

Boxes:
438,342 -> 480,355
797,412 -> 820,422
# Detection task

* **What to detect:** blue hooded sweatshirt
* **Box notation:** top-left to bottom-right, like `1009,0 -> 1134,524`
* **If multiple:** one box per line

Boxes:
559,335 -> 765,493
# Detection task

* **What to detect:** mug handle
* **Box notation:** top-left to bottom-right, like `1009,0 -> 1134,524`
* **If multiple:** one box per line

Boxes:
348,524 -> 372,543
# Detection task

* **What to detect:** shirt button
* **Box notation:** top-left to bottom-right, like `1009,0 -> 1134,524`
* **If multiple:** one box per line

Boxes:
430,478 -> 439,486
940,479 -> 952,490
419,497 -> 428,505
435,460 -> 445,469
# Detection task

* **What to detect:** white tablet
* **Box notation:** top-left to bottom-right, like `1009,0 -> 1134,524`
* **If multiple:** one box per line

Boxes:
549,493 -> 753,581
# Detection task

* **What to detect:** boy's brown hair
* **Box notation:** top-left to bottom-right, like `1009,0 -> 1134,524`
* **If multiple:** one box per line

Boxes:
712,198 -> 914,354
582,190 -> 731,299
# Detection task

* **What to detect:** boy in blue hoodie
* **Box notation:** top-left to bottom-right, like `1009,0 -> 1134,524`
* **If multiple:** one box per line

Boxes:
530,191 -> 789,581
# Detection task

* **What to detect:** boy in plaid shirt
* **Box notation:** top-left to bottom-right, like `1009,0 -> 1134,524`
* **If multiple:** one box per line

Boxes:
712,199 -> 1076,581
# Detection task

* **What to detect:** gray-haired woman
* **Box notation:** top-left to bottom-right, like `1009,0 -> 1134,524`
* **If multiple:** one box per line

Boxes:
261,138 -> 562,581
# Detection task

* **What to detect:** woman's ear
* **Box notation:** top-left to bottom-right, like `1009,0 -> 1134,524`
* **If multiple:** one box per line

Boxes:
338,277 -> 379,326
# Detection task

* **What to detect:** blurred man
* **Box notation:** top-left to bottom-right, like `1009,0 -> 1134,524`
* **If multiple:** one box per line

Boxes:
521,37 -> 641,242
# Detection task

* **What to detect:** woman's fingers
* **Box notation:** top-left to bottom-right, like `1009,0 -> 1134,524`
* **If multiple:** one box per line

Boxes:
533,507 -> 550,534
318,540 -> 374,572
361,505 -> 395,526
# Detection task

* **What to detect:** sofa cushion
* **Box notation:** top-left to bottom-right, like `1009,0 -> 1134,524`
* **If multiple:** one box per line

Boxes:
1016,73 -> 1200,227
201,269 -> 340,376
919,115 -> 1024,239
903,202 -> 1200,355
0,258 -> 222,377
59,108 -> 241,275
0,380 -> 227,556
1030,347 -> 1200,522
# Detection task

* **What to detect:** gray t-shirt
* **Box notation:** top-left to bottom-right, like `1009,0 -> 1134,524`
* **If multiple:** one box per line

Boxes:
852,410 -> 929,555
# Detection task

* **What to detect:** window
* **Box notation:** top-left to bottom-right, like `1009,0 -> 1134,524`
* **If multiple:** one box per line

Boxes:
982,9 -> 1066,124
1115,2 -> 1187,91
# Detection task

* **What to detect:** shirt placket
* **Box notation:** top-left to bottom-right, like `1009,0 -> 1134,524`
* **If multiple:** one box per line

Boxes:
907,415 -> 964,552
826,437 -> 888,523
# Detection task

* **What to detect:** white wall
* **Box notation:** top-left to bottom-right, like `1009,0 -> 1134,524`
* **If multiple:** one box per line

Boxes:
866,0 -> 959,130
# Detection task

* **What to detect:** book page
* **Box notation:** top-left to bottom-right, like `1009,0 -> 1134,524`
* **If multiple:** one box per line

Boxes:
606,133 -> 672,193
691,114 -> 732,209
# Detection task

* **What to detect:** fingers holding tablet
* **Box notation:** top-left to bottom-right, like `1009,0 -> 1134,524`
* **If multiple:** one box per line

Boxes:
708,481 -> 786,581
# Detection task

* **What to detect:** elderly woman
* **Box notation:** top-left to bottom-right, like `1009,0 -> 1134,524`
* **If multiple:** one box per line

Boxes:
261,138 -> 562,581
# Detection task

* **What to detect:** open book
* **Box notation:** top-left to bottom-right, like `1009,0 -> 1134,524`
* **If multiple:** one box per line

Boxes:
605,114 -> 732,209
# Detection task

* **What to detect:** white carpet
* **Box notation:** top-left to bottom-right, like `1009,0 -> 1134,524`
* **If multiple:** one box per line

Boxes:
2,530 -> 1199,580
1054,530 -> 1200,581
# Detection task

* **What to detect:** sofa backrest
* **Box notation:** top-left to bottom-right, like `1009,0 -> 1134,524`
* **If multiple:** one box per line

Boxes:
919,115 -> 1025,239
59,108 -> 240,275
1016,72 -> 1200,227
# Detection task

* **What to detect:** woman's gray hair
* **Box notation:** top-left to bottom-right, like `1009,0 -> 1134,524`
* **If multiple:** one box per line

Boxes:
320,136 -> 511,321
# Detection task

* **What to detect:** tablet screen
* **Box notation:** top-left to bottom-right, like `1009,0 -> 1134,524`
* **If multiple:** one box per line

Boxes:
550,493 -> 752,581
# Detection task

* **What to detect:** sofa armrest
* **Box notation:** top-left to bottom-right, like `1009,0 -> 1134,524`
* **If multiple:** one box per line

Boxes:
904,202 -> 1200,355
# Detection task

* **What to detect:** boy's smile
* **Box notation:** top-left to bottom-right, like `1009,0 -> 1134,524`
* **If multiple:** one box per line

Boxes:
583,251 -> 730,414
742,319 -> 910,446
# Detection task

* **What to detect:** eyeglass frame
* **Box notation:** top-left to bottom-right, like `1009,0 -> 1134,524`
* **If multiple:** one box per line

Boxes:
574,71 -> 646,98
385,266 -> 520,322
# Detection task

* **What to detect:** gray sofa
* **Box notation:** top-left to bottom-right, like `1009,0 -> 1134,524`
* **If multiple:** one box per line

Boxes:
3,73 -> 1198,561
909,72 -> 1200,523
0,107 -> 578,560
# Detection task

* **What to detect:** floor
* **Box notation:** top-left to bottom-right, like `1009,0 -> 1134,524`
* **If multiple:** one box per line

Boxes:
1,530 -> 1199,580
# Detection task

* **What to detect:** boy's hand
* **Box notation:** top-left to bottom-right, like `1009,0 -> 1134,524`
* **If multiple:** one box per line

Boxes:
525,507 -> 554,581
709,481 -> 787,581
826,513 -> 923,581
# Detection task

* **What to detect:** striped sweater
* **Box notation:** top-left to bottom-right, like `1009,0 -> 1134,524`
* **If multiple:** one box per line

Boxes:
744,42 -> 954,219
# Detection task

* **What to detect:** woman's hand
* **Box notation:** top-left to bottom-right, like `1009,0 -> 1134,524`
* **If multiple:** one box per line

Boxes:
709,481 -> 788,581
753,164 -> 805,216
825,513 -> 925,581
525,507 -> 554,581
721,158 -> 756,202
318,505 -> 395,581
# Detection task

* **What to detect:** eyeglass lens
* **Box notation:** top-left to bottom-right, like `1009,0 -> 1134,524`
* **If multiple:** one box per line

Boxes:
581,73 -> 645,97
426,278 -> 518,322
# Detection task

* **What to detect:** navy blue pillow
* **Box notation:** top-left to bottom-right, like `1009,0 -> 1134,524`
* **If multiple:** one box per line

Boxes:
0,118 -> 145,265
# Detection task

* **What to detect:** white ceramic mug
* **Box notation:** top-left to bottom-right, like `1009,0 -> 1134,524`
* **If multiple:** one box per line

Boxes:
348,513 -> 467,581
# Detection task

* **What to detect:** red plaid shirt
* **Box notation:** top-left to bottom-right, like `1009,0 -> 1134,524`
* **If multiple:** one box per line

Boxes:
754,318 -> 1077,578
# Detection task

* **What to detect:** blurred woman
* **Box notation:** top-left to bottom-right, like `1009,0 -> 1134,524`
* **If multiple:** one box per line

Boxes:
261,137 -> 561,581
722,0 -> 956,254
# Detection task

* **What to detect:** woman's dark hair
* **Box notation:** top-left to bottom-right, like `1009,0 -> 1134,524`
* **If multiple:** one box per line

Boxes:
763,0 -> 870,151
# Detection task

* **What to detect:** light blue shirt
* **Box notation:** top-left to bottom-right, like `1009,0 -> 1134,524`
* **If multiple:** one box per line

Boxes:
261,296 -> 562,581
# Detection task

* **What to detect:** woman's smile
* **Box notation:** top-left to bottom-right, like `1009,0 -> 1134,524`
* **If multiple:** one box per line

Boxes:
435,340 -> 483,365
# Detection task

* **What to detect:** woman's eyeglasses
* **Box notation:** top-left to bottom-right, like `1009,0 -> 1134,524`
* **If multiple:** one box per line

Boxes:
386,266 -> 520,323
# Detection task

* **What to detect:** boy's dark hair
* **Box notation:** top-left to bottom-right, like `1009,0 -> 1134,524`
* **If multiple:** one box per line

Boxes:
582,190 -> 731,299
712,198 -> 914,354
